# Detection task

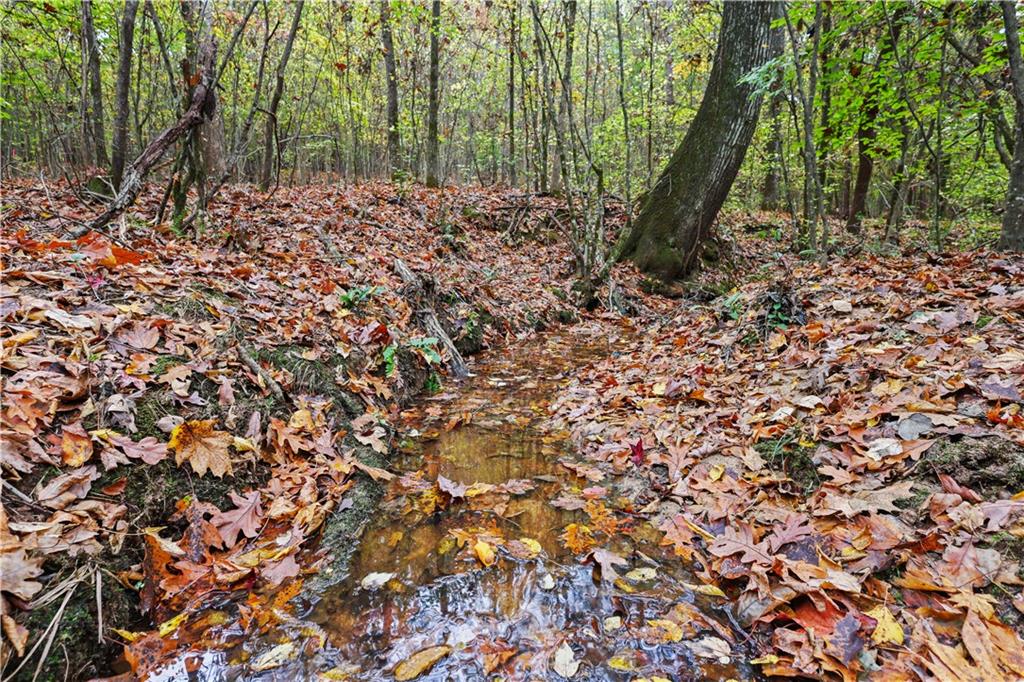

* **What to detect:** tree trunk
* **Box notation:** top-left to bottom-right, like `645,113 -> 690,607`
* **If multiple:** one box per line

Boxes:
259,0 -> 304,191
381,0 -> 401,178
618,1 -> 781,280
844,14 -> 907,232
426,0 -> 441,187
550,0 -> 576,194
999,1 -> 1024,249
78,35 -> 218,235
82,0 -> 108,167
760,93 -> 783,210
111,0 -> 140,190
505,1 -> 516,186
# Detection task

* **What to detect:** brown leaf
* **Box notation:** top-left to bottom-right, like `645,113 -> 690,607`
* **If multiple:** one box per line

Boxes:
0,547 -> 44,600
169,420 -> 233,477
36,465 -> 99,509
393,645 -> 451,681
211,491 -> 264,547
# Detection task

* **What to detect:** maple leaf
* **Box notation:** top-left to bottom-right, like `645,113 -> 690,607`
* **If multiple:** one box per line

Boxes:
212,491 -> 264,547
560,523 -> 595,554
169,420 -> 233,477
629,438 -> 644,466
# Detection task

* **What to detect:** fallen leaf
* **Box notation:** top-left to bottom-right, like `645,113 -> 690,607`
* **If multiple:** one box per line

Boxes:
169,420 -> 233,477
394,645 -> 452,681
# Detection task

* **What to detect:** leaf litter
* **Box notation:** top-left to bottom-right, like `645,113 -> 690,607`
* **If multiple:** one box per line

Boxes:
2,180 -> 1023,681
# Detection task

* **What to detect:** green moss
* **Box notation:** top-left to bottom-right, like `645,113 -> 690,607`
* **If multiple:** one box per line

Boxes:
755,432 -> 820,494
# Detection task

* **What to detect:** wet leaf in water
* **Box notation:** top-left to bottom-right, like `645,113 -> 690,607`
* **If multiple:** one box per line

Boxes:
361,572 -> 397,591
251,642 -> 296,671
474,540 -> 496,567
393,645 -> 452,681
685,636 -> 732,664
552,642 -> 580,678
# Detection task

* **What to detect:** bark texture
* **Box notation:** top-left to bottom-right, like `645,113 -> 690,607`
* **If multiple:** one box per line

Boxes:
259,0 -> 303,191
78,37 -> 217,235
999,1 -> 1024,250
381,0 -> 401,178
111,0 -> 140,189
82,0 -> 108,167
426,0 -> 441,187
619,1 -> 781,280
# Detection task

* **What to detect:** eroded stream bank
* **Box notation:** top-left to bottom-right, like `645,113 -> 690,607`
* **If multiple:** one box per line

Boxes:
156,320 -> 753,681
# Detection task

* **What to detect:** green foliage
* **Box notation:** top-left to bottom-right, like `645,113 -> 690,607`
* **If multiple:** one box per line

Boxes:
339,285 -> 383,310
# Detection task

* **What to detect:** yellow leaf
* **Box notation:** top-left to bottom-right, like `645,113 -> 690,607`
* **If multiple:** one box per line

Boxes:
394,645 -> 452,681
232,436 -> 257,453
112,628 -> 143,642
646,619 -> 684,642
685,582 -> 727,598
474,540 -> 496,567
708,463 -> 725,482
518,537 -> 542,556
865,605 -> 904,645
750,654 -> 780,665
158,612 -> 187,637
169,420 -> 233,478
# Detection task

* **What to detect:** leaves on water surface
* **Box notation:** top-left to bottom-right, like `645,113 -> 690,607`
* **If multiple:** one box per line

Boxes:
393,645 -> 452,681
552,642 -> 580,678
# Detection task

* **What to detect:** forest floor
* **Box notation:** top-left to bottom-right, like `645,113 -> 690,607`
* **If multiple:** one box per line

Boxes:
1,180 -> 1022,681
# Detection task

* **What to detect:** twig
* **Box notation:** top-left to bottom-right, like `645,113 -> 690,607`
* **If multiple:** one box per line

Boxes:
238,345 -> 287,405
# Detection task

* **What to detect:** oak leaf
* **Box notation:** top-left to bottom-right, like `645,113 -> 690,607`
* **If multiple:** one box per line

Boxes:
211,491 -> 264,547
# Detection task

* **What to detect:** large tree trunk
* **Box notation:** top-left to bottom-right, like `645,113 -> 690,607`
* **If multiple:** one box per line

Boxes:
425,0 -> 441,187
999,1 -> 1024,250
618,1 -> 781,280
381,0 -> 401,178
82,0 -> 108,167
111,0 -> 140,190
259,0 -> 304,191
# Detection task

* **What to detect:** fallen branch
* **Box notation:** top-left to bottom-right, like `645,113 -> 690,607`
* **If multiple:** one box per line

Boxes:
393,258 -> 468,379
238,345 -> 287,405
74,36 -> 218,237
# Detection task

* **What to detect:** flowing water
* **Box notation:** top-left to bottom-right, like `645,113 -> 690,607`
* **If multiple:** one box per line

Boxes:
155,322 -> 749,681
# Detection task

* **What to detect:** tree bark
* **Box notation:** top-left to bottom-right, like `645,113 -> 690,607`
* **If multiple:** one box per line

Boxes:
425,0 -> 441,187
550,0 -> 576,194
618,1 -> 781,280
999,1 -> 1024,250
505,1 -> 516,186
77,35 -> 218,235
111,0 -> 140,190
760,93 -> 783,210
82,0 -> 108,167
259,0 -> 304,191
381,0 -> 401,178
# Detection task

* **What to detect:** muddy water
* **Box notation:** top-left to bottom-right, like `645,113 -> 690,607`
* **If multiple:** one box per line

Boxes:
153,322 -> 749,681
303,322 -> 751,681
